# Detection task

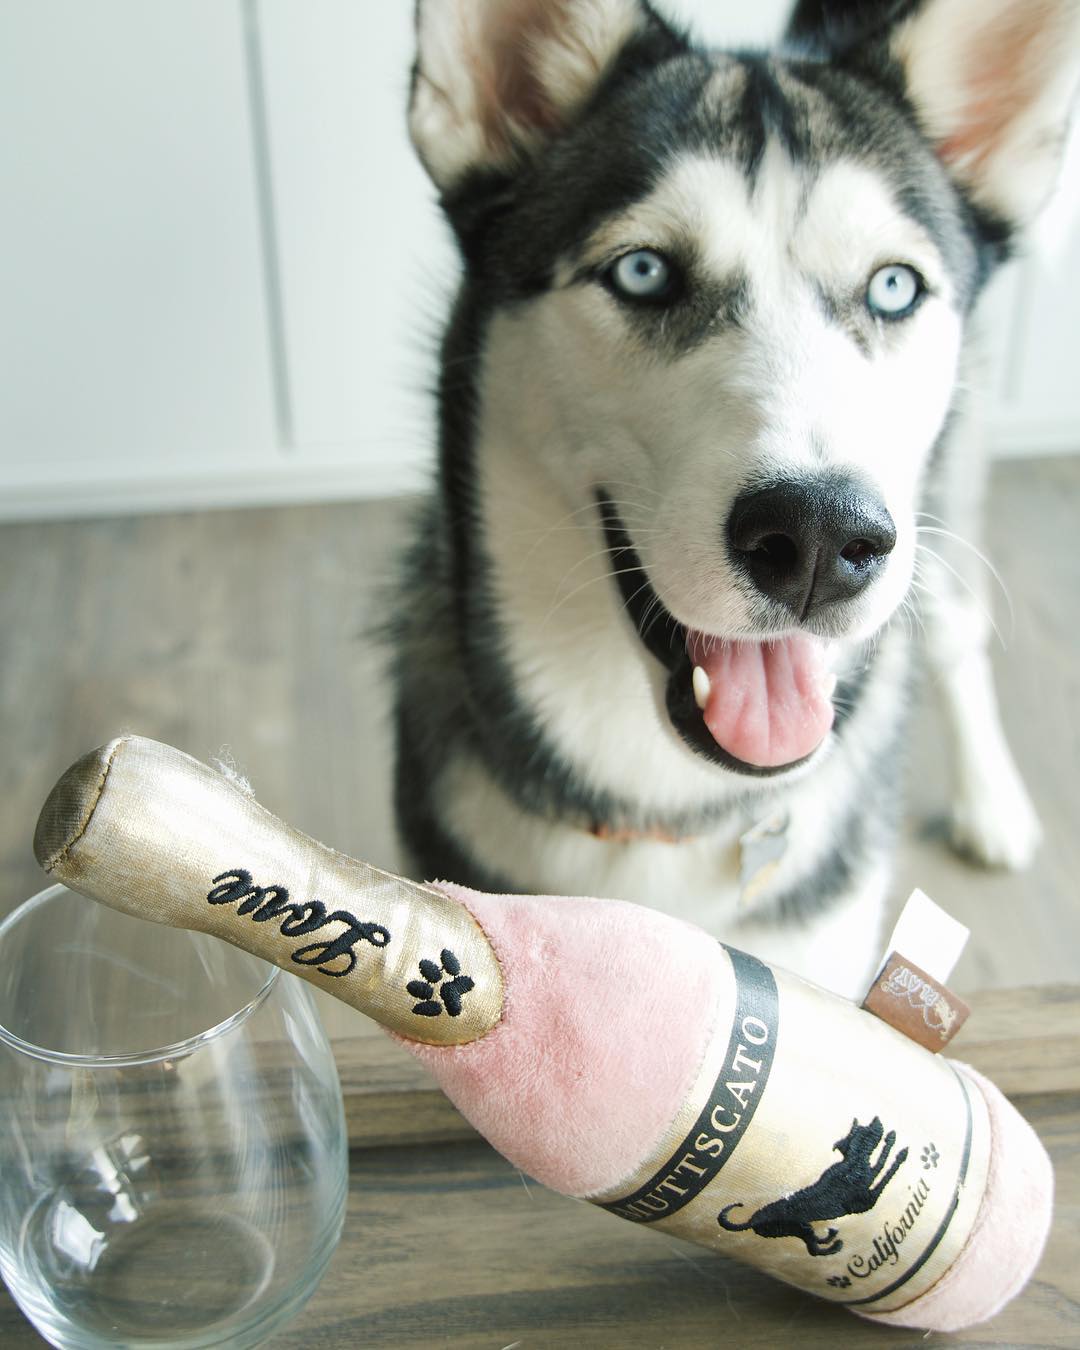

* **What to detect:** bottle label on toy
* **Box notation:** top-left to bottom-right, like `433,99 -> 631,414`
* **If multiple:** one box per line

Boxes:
591,946 -> 991,1314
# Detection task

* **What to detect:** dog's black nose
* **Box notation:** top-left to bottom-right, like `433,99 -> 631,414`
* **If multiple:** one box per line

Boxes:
727,476 -> 896,616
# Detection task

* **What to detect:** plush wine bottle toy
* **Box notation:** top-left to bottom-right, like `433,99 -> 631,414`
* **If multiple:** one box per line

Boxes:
34,736 -> 1052,1332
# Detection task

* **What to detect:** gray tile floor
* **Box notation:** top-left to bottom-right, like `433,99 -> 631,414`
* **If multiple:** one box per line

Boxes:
1,457 -> 1077,1042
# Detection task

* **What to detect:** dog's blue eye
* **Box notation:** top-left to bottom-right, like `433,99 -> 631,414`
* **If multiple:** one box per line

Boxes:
866,264 -> 923,318
610,249 -> 675,302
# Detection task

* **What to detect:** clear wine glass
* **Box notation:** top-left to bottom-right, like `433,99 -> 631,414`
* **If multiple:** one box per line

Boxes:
0,883 -> 349,1349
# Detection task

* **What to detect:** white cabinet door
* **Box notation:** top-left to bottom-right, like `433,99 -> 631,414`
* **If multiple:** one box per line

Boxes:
987,246 -> 1080,455
0,0 -> 280,517
254,0 -> 455,491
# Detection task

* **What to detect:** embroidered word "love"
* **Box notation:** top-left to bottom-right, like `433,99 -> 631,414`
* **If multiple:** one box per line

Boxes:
207,869 -> 391,977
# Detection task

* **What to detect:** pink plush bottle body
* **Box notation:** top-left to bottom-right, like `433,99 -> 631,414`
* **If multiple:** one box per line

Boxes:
34,737 -> 1053,1332
410,884 -> 1012,1326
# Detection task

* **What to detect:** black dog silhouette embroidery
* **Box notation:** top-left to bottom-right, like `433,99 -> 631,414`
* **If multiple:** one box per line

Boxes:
717,1117 -> 908,1256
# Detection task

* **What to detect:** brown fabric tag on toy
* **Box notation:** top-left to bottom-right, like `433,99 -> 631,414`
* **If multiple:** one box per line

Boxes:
862,952 -> 970,1052
738,811 -> 789,911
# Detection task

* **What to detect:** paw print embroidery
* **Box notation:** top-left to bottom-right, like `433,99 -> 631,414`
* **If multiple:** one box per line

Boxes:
921,1143 -> 940,1170
407,949 -> 474,1018
826,1275 -> 852,1289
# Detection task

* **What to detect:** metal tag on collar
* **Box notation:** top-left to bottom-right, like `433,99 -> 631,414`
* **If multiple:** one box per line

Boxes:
738,810 -> 790,910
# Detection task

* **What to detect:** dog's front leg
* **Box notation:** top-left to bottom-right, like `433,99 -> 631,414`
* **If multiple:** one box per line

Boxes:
929,623 -> 1042,870
918,397 -> 1041,871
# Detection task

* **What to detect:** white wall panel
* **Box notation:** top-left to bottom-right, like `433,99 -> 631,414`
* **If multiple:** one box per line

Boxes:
987,252 -> 1080,455
255,0 -> 454,486
0,0 -> 279,514
668,0 -> 790,44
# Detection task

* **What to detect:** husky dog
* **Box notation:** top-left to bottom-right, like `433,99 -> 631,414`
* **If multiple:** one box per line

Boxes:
392,0 -> 1079,995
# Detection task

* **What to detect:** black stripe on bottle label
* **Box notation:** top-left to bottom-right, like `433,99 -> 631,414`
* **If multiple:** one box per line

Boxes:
600,946 -> 779,1223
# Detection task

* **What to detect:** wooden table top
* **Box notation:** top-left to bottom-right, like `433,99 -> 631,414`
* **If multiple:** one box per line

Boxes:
3,985 -> 1078,1348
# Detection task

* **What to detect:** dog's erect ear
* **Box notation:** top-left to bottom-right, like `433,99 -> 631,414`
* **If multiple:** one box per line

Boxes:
788,0 -> 1080,230
891,0 -> 1080,228
409,0 -> 683,191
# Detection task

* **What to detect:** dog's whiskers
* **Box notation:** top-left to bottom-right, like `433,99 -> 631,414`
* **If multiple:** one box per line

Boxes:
913,519 -> 1013,624
599,477 -> 666,501
914,542 -> 1010,649
516,497 -> 662,568
639,593 -> 676,645
896,594 -> 926,643
538,563 -> 649,632
546,536 -> 658,597
520,519 -> 662,571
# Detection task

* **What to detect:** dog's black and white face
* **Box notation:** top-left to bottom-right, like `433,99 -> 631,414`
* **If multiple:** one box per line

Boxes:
409,0 -> 1079,789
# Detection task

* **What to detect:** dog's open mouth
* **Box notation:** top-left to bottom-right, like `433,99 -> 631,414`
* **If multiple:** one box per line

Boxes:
685,629 -> 836,768
598,493 -> 835,777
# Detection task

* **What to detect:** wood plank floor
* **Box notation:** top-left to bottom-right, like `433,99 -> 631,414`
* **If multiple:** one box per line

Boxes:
1,457 -> 1077,1043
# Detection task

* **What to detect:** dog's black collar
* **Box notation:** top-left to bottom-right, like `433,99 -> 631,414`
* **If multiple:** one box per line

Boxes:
596,490 -> 821,780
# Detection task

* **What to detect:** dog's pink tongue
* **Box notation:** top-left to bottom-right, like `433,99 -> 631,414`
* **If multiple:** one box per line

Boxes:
686,633 -> 835,768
